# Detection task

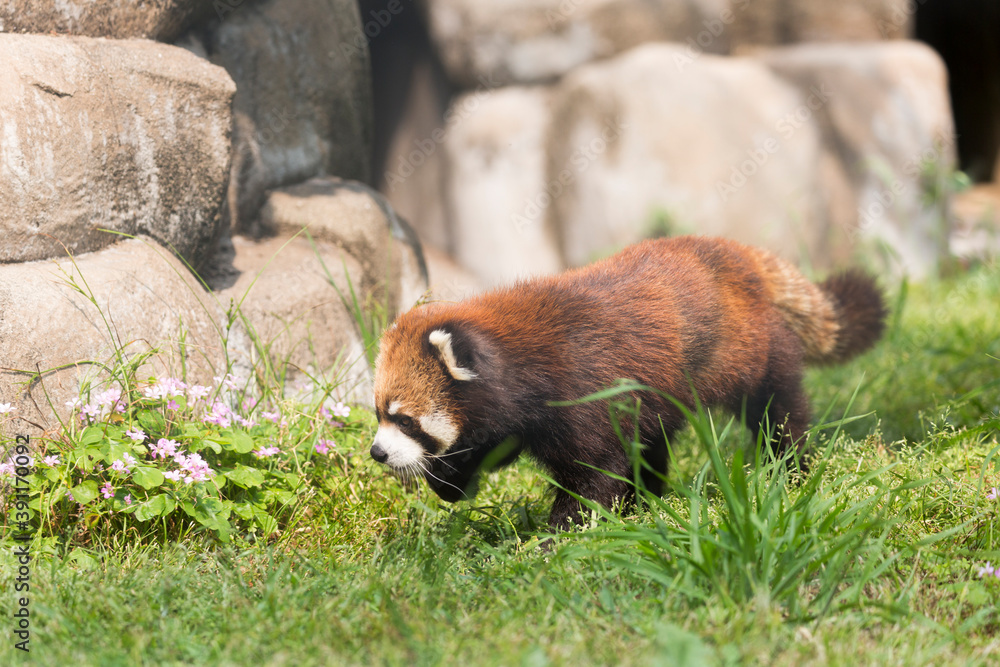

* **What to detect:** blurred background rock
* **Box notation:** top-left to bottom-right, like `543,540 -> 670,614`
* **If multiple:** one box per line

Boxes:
1,0 -> 998,423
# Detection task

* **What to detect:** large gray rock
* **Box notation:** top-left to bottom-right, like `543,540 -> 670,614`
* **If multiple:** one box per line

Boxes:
731,0 -> 913,50
0,238 -> 225,433
258,177 -> 428,314
212,235 -> 375,404
0,0 -> 210,42
0,34 -> 235,269
199,0 -> 374,233
424,0 -> 731,87
762,41 -> 955,276
442,86 -> 563,286
0,220 -> 421,432
545,43 -> 828,269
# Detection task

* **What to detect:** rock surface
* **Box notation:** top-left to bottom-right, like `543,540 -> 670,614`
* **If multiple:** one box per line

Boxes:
200,0 -> 374,233
0,0 -> 210,41
731,0 -> 913,50
546,43 -> 827,269
0,238 -> 225,433
424,0 -> 731,87
0,34 -> 235,269
422,0 -> 910,88
212,235 -> 375,404
443,86 -> 563,286
257,177 -> 428,314
762,41 -> 955,276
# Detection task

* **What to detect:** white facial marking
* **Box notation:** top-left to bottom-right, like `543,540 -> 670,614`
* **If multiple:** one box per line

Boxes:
428,329 -> 477,381
419,412 -> 459,453
373,424 -> 425,469
388,401 -> 402,416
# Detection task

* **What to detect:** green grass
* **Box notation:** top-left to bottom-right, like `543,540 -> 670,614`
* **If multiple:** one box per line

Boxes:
2,261 -> 1000,666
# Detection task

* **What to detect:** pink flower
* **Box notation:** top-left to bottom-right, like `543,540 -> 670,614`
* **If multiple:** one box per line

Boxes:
151,438 -> 180,459
43,455 -> 60,467
236,415 -> 257,429
330,420 -> 344,429
203,401 -> 232,428
163,470 -> 182,483
214,374 -> 242,391
100,482 -> 114,499
166,400 -> 180,411
186,385 -> 211,402
124,494 -> 132,505
110,452 -> 137,473
144,378 -> 186,400
254,446 -> 280,458
987,487 -> 998,501
314,439 -> 333,455
125,428 -> 146,442
0,402 -> 15,414
331,402 -> 351,419
172,452 -> 215,483
94,387 -> 124,413
262,410 -> 281,423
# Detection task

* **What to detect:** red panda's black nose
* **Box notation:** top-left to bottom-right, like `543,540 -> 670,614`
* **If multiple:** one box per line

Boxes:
370,442 -> 388,463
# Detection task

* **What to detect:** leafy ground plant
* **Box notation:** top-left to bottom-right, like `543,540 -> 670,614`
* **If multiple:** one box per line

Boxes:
3,372 -> 364,548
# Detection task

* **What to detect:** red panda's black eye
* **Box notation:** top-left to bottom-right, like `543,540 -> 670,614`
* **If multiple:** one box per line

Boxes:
397,415 -> 413,429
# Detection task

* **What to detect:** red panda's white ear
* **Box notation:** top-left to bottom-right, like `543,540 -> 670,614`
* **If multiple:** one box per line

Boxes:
428,329 -> 477,381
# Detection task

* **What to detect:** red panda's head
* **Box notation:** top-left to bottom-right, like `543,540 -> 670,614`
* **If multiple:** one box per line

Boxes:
370,309 -> 480,479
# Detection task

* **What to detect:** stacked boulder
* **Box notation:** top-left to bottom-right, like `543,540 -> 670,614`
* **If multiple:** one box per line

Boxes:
386,0 -> 955,285
0,1 -> 428,430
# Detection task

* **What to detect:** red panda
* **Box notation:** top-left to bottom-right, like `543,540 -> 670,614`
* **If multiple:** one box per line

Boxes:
370,236 -> 886,529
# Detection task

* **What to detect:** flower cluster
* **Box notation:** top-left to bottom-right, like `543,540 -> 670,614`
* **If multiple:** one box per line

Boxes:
73,386 -> 127,422
254,446 -> 281,458
977,563 -> 1000,579
150,438 -> 180,459
165,451 -> 215,484
110,452 -> 137,473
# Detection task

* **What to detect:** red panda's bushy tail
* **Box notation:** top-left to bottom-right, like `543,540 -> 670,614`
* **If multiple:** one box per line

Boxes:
755,251 -> 887,366
816,270 -> 888,365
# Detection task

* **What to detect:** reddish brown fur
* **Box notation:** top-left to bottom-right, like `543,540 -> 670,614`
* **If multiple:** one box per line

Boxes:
373,236 -> 886,528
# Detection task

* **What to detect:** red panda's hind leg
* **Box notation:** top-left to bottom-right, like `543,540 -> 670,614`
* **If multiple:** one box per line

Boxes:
745,343 -> 812,470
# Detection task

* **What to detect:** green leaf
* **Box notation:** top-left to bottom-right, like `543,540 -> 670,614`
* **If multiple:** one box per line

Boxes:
104,441 -> 133,464
137,409 -> 166,435
67,549 -> 100,570
228,430 -> 256,454
182,497 -> 233,542
201,439 -> 223,454
132,466 -> 165,490
232,501 -> 255,520
223,464 -> 265,489
81,426 -> 107,446
70,480 -> 99,505
252,506 -> 278,536
134,494 -> 175,521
